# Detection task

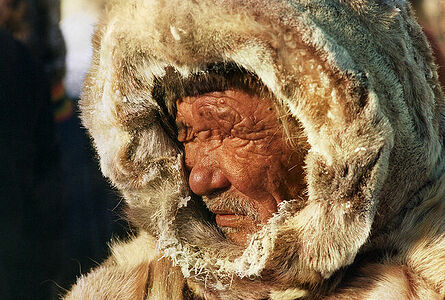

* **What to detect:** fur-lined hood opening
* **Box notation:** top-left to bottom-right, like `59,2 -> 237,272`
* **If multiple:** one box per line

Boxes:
81,0 -> 445,295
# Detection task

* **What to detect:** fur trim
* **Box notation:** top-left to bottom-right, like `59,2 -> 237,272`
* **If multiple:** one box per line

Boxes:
69,0 -> 445,298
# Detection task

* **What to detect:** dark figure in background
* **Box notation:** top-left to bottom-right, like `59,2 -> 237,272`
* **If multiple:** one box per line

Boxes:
0,0 -> 129,296
0,29 -> 63,300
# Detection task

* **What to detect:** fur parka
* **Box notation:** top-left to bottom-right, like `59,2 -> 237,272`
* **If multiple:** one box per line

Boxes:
65,0 -> 445,299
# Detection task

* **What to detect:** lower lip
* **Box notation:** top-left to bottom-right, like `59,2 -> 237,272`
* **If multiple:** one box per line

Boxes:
215,214 -> 247,227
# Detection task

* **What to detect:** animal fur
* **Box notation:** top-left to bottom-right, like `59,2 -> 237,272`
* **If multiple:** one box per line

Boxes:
65,0 -> 445,299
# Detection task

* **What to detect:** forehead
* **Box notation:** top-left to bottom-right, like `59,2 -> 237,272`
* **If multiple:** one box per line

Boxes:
176,90 -> 277,127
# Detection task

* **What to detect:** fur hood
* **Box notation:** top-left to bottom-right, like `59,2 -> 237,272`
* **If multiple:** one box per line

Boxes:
74,0 -> 445,298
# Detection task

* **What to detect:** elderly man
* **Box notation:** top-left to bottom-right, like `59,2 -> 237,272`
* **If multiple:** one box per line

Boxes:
66,0 -> 445,299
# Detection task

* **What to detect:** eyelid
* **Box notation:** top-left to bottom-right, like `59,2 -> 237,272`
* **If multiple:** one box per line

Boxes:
177,128 -> 188,142
178,130 -> 195,143
197,130 -> 211,141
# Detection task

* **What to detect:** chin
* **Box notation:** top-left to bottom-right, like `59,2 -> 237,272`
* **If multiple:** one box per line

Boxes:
219,224 -> 261,246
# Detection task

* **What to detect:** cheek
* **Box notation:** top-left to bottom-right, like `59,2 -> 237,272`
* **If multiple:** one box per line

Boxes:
222,139 -> 305,200
218,144 -> 275,194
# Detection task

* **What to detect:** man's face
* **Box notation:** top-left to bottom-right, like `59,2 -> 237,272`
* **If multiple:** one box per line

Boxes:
176,90 -> 305,245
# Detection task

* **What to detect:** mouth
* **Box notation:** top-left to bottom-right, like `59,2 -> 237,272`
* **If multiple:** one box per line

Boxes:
200,192 -> 260,241
212,211 -> 257,245
200,195 -> 261,245
213,211 -> 249,228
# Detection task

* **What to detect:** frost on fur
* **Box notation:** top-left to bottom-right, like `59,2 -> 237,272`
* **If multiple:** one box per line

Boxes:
71,0 -> 445,298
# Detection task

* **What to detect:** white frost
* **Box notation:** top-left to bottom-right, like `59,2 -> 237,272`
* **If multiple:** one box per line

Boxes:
177,196 -> 191,208
354,147 -> 367,153
170,26 -> 181,41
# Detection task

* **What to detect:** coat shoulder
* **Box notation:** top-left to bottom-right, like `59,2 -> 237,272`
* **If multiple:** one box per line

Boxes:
63,232 -> 158,300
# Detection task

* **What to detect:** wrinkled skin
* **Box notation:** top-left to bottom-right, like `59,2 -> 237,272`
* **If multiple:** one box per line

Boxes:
176,90 -> 306,245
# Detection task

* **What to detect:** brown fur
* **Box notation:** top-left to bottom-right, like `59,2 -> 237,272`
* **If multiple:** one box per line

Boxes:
66,0 -> 445,299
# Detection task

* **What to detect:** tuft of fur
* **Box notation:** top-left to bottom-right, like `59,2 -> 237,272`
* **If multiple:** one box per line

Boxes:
66,0 -> 445,299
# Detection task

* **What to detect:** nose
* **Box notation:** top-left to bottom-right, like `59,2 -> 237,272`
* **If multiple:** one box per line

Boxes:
188,166 -> 230,195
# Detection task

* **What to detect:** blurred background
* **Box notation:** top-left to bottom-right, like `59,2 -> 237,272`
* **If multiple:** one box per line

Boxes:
0,0 -> 129,299
0,0 -> 443,299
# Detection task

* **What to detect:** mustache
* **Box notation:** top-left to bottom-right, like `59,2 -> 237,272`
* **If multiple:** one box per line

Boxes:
202,192 -> 259,222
